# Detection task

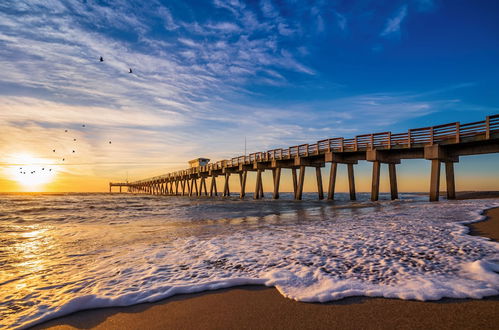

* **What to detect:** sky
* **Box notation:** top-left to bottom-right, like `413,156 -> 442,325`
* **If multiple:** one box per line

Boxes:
0,0 -> 498,193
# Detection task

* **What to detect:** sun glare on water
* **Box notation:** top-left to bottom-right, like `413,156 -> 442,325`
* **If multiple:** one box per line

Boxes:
6,153 -> 57,191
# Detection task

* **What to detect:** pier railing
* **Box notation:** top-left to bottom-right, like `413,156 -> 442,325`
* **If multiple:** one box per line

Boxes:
130,114 -> 499,185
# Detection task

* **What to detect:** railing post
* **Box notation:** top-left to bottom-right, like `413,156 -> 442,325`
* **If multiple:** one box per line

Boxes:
407,129 -> 412,148
430,127 -> 434,145
387,132 -> 391,149
370,134 -> 374,150
340,137 -> 344,152
327,139 -> 331,152
455,122 -> 460,143
354,137 -> 358,151
486,116 -> 490,139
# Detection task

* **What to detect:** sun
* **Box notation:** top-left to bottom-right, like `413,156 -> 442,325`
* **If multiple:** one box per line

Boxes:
6,153 -> 57,190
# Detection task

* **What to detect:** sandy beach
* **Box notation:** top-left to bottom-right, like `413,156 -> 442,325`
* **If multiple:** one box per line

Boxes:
33,203 -> 499,330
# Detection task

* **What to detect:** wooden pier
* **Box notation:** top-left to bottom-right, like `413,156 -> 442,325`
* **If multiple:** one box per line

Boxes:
110,115 -> 499,202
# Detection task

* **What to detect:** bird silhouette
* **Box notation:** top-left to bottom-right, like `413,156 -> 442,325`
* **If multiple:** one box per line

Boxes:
82,124 -> 86,127
73,139 -> 76,141
49,169 -> 52,171
62,158 -> 65,161
109,141 -> 112,144
129,68 -> 133,73
100,56 -> 104,62
72,150 -> 75,153
53,149 -> 56,152
65,130 -> 68,132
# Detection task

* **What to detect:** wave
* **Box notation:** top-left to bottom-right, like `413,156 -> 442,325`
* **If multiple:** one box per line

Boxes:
0,195 -> 498,329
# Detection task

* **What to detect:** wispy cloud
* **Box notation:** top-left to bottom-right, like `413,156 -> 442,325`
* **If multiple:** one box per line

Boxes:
380,5 -> 408,38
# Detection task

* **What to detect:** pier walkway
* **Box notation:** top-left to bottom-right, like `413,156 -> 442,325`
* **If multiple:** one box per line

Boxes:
110,115 -> 499,202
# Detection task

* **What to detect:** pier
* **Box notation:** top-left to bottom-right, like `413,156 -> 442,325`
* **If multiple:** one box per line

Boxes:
110,115 -> 499,202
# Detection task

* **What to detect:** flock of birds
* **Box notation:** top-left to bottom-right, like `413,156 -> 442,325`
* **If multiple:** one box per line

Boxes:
18,56 -> 127,176
101,56 -> 133,73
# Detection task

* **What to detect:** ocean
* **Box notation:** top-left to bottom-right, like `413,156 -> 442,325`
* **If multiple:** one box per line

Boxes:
1,193 -> 498,329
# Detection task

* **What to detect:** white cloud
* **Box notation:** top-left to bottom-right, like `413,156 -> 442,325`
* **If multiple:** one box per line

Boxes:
380,5 -> 408,37
159,7 -> 179,30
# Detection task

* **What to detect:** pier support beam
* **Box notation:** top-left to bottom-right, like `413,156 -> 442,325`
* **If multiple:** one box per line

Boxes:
445,162 -> 456,200
188,178 -> 193,196
425,144 -> 459,202
254,169 -> 262,199
347,164 -> 356,201
240,171 -> 247,199
296,166 -> 306,200
272,168 -> 281,199
388,163 -> 398,200
371,161 -> 381,201
429,159 -> 441,202
327,163 -> 338,200
292,168 -> 298,199
199,177 -> 208,196
210,175 -> 218,197
315,167 -> 324,200
223,173 -> 230,197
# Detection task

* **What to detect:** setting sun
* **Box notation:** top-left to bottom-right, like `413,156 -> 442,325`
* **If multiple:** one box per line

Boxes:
5,153 -> 57,190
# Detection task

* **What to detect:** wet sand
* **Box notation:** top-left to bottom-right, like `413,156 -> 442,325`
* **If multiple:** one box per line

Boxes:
33,207 -> 499,330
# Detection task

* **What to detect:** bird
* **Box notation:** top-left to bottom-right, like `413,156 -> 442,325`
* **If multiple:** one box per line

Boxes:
82,124 -> 86,127
100,56 -> 104,62
53,150 -> 56,152
129,68 -> 133,73
62,158 -> 65,161
109,141 -> 112,144
73,139 -> 76,141
42,168 -> 44,170
65,130 -> 68,132
72,150 -> 75,153
49,169 -> 52,171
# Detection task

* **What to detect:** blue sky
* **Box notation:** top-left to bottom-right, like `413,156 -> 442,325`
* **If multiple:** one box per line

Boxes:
0,0 -> 498,191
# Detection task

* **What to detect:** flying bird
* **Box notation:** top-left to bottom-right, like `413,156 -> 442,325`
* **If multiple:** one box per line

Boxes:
53,150 -> 56,152
129,68 -> 133,73
65,130 -> 68,132
72,150 -> 75,153
100,56 -> 104,62
82,124 -> 86,127
73,139 -> 76,141
62,158 -> 65,161
109,141 -> 112,144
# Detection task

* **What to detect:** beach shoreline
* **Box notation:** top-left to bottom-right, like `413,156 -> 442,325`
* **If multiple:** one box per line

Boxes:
33,203 -> 499,330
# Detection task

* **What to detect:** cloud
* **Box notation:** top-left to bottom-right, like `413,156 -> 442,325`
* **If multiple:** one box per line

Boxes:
380,5 -> 408,38
159,6 -> 179,30
335,12 -> 347,31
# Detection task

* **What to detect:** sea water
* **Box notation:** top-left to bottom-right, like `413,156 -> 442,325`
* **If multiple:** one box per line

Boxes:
0,193 -> 498,329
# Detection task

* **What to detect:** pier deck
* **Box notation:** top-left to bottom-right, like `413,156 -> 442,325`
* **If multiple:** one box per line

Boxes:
110,115 -> 499,201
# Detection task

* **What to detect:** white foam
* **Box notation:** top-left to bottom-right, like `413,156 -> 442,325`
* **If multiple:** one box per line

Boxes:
1,195 -> 498,329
